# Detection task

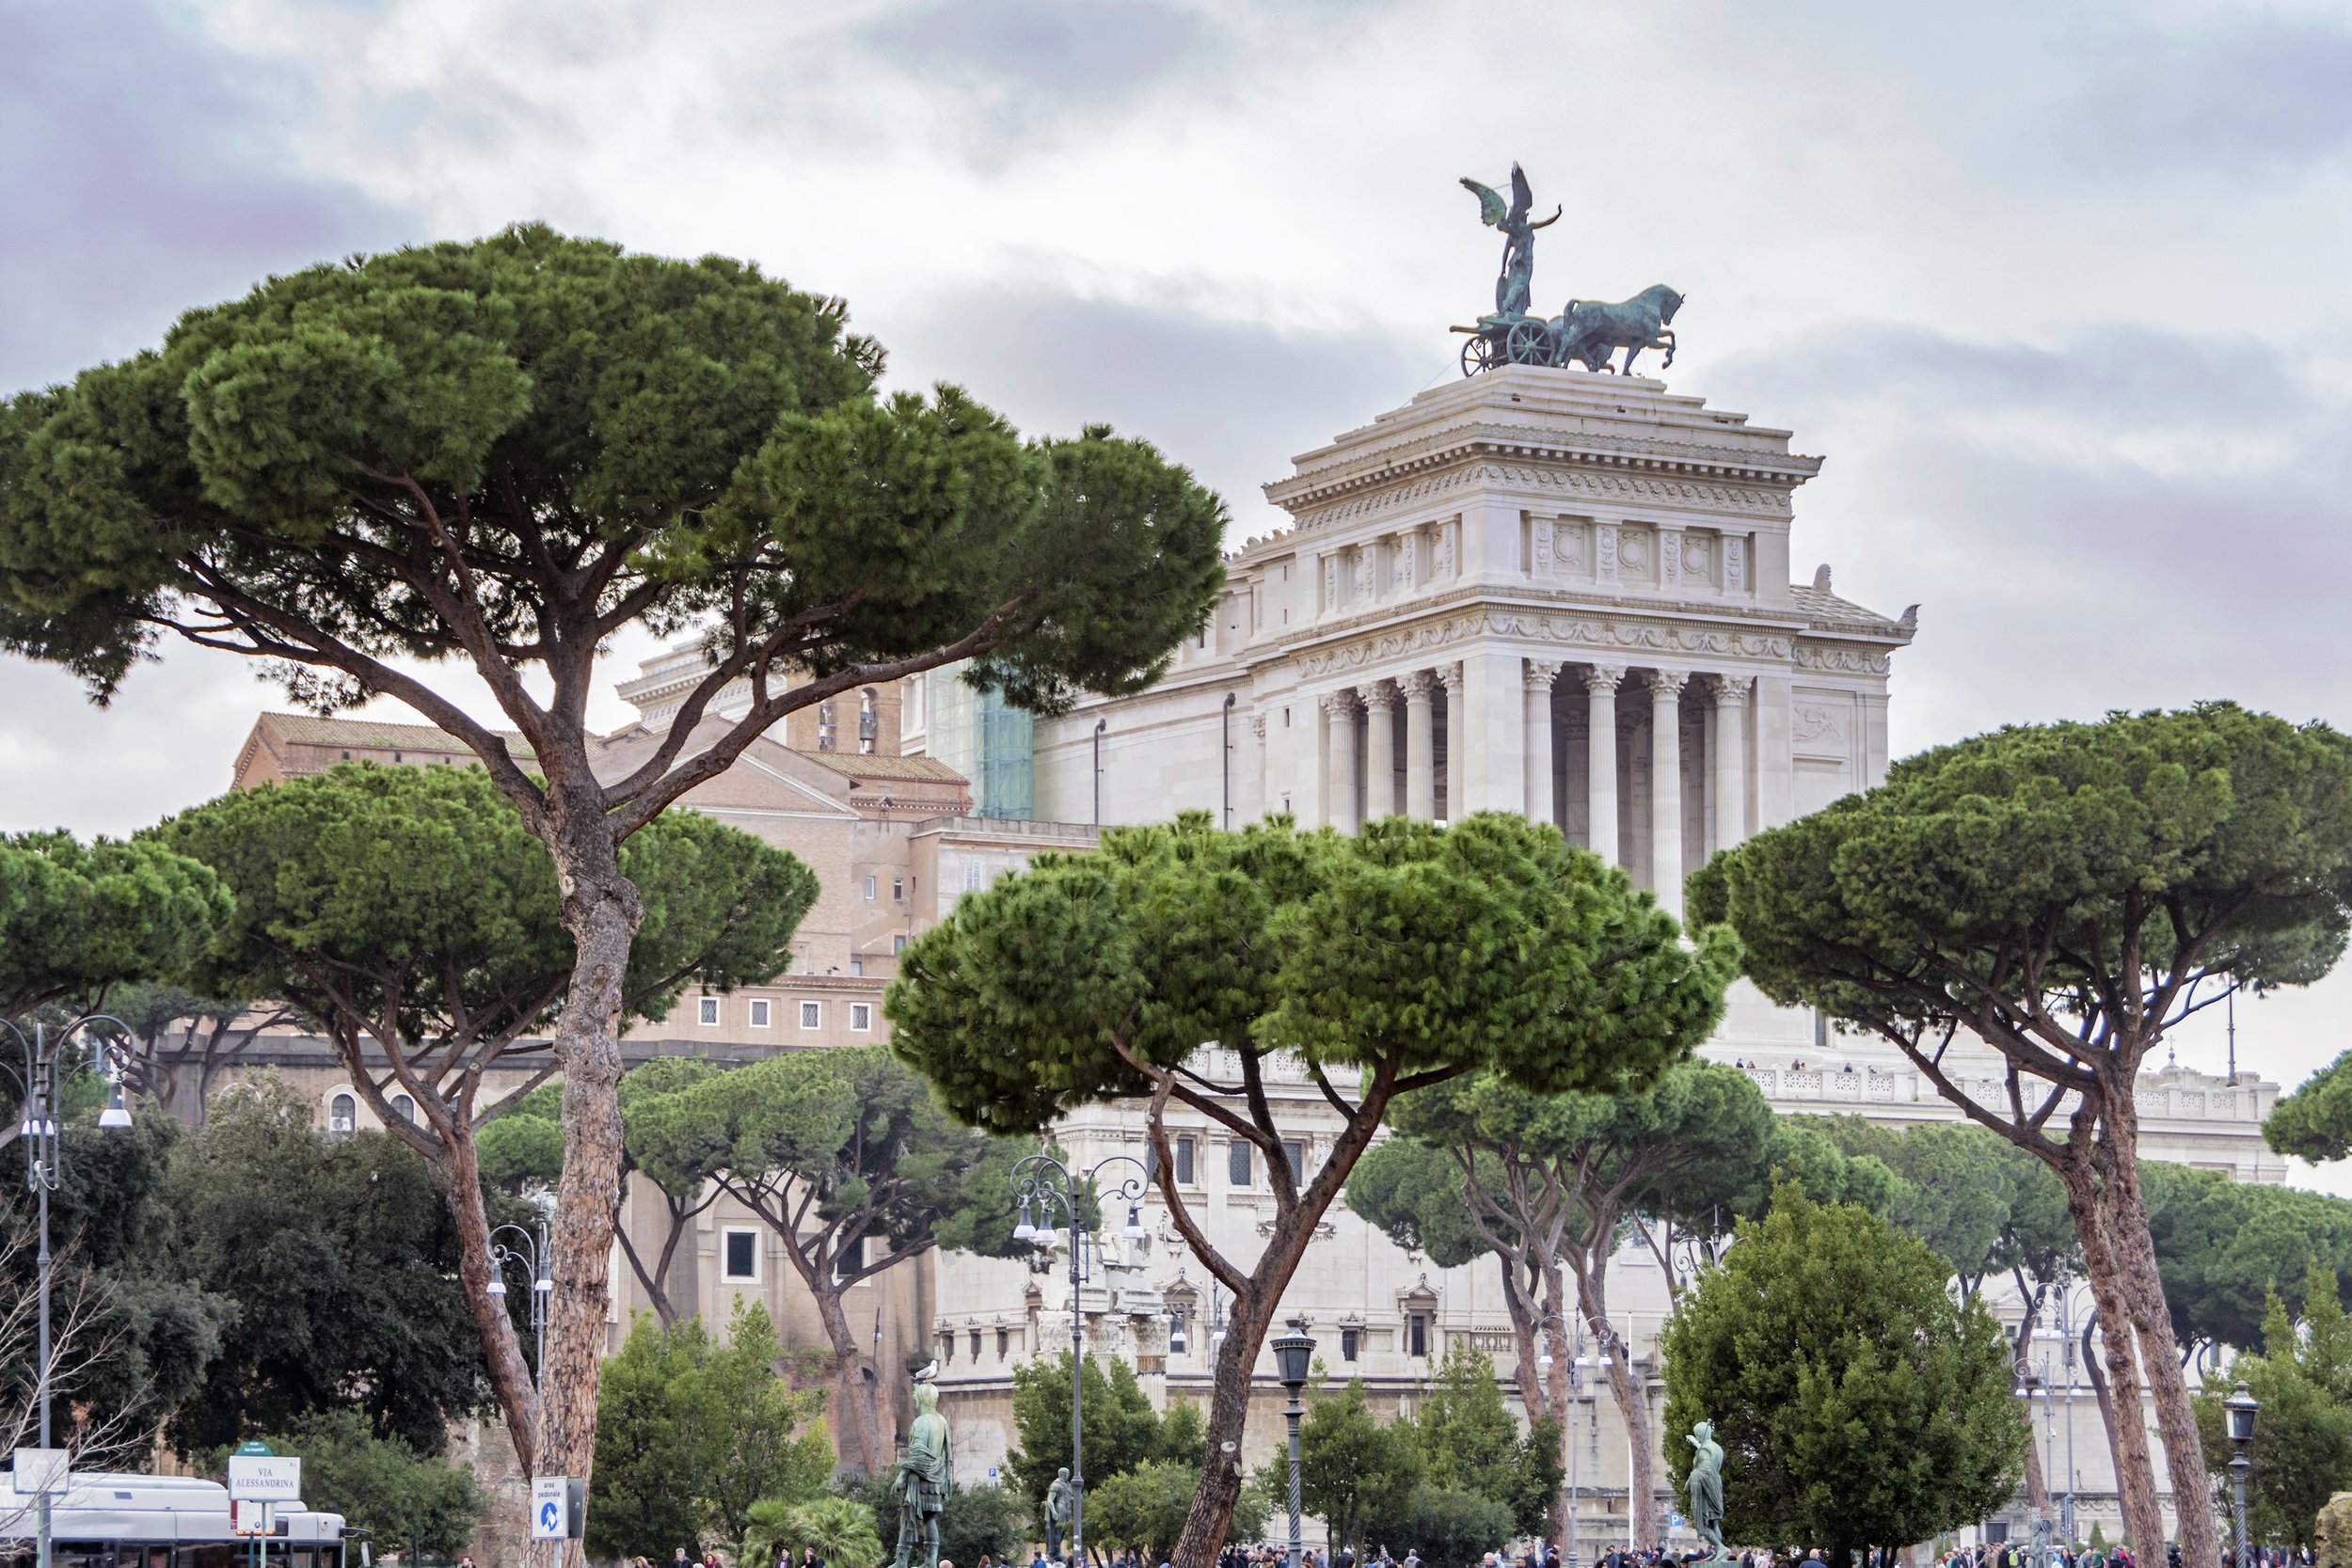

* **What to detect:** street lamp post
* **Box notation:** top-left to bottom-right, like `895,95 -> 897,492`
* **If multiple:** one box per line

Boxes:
4,1017 -> 136,1568
1272,1317 -> 1316,1568
1538,1317 -> 1591,1568
485,1200 -> 554,1383
1010,1150 -> 1151,1568
2225,1381 -> 2258,1568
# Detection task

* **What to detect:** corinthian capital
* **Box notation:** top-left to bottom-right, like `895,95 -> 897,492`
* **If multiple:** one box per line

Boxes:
1524,658 -> 1565,691
1398,670 -> 1437,703
1642,669 -> 1691,700
1579,663 -> 1628,695
1710,673 -> 1753,708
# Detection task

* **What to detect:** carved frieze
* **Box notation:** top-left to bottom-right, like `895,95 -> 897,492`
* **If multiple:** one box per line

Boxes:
1283,461 -> 1793,534
1293,611 -> 1794,679
1793,644 -> 1894,675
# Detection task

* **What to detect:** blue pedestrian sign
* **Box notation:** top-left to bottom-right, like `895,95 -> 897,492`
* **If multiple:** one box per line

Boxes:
531,1477 -> 579,1540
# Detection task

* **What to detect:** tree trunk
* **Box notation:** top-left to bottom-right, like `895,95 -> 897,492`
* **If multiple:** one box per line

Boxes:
812,1275 -> 887,1475
1174,1284 -> 1280,1568
1541,1259 -> 1574,1550
1500,1254 -> 1549,1424
536,814 -> 644,1560
2023,1422 -> 2050,1513
1573,1260 -> 1655,1552
432,1126 -> 543,1473
2082,1317 -> 2123,1512
2095,1118 -> 2218,1568
2060,1162 -> 2166,1559
612,1190 -> 684,1330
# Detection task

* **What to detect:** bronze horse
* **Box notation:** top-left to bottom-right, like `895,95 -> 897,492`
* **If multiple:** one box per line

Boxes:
1555,284 -> 1685,374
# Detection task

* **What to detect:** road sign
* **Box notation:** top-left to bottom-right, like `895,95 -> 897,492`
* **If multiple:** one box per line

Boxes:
228,1454 -> 302,1501
532,1477 -> 584,1541
230,1501 -> 276,1536
10,1449 -> 69,1497
1669,1513 -> 1686,1532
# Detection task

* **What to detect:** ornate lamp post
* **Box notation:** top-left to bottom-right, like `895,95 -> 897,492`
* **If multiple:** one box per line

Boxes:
485,1196 -> 554,1385
3,1016 -> 136,1568
1272,1317 -> 1316,1568
1539,1316 -> 1593,1568
2225,1381 -> 2258,1568
1010,1150 -> 1151,1568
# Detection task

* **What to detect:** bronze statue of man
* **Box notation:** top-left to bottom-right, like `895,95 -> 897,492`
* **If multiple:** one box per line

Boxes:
1043,1466 -> 1076,1563
893,1381 -> 954,1568
1685,1420 -> 1727,1561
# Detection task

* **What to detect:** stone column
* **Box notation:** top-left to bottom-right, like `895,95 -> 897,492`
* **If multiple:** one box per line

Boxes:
1323,689 -> 1359,833
1439,663 -> 1465,823
1401,672 -> 1437,820
1645,671 -> 1689,918
1524,660 -> 1562,828
1581,665 -> 1625,865
1363,678 -> 1398,820
1711,675 -> 1750,853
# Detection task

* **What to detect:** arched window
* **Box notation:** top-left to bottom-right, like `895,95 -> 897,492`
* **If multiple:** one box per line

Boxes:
328,1093 -> 357,1134
390,1094 -> 416,1123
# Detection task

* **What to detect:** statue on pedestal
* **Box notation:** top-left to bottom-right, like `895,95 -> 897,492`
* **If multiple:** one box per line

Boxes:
892,1380 -> 954,1568
1685,1420 -> 1727,1562
1043,1467 -> 1076,1563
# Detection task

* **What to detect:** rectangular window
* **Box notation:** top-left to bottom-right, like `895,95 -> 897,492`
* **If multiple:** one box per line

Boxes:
1228,1140 -> 1252,1188
963,861 -> 983,892
800,1001 -> 822,1029
851,1003 -> 873,1032
893,877 -> 905,901
864,875 -> 877,900
1283,1140 -> 1306,1184
1174,1135 -> 1195,1185
723,1229 -> 759,1282
970,1327 -> 983,1359
1408,1314 -> 1430,1357
833,1235 -> 865,1284
894,933 -> 908,955
698,996 -> 720,1026
749,999 -> 771,1028
1342,1328 -> 1360,1362
997,1326 -> 1010,1358
850,958 -> 864,977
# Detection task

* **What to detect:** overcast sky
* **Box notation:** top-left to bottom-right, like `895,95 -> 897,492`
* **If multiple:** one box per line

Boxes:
5,0 -> 2349,1170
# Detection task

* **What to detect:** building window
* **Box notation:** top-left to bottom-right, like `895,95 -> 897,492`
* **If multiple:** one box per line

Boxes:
722,1229 -> 759,1283
864,875 -> 877,900
997,1327 -> 1010,1358
390,1094 -> 416,1123
893,877 -> 904,902
850,959 -> 864,977
1283,1140 -> 1305,1184
698,996 -> 720,1026
850,1003 -> 873,1032
818,701 -> 835,752
894,934 -> 908,955
1228,1141 -> 1252,1188
1342,1328 -> 1360,1362
1408,1313 -> 1430,1357
963,861 -> 983,893
801,1001 -> 822,1029
941,1332 -> 955,1365
969,1327 -> 983,1359
328,1093 -> 356,1134
833,1235 -> 866,1285
1174,1135 -> 1195,1185
340,749 -> 351,760
750,999 -> 771,1028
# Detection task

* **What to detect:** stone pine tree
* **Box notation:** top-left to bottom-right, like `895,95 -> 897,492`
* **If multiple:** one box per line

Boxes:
1691,703 -> 2352,1567
2192,1264 -> 2352,1550
155,762 -> 816,1470
1363,1060 -> 1781,1544
0,832 -> 228,1030
1661,1185 -> 2026,1567
0,226 -> 1228,1500
622,1047 -> 1015,1475
888,812 -> 1739,1566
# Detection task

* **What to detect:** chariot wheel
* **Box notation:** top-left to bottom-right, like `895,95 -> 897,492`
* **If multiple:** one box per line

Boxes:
1460,334 -> 1502,376
1505,319 -> 1555,367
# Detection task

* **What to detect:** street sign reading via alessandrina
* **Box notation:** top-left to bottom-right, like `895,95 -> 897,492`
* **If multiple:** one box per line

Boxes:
227,1445 -> 301,1503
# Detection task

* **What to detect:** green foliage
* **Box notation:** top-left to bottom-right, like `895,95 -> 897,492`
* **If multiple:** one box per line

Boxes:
2142,1162 -> 2352,1351
589,1304 -> 834,1558
1661,1184 -> 2026,1563
2194,1264 -> 2352,1549
1410,1344 -> 1528,1517
161,1077 -> 488,1451
157,763 -> 816,1050
1004,1352 -> 1174,1509
211,1409 -> 487,1560
939,1483 -> 1031,1567
743,1495 -> 885,1568
1298,1379 -> 1423,1557
1089,1460 -> 1219,1563
1800,1117 -> 2074,1293
1359,1486 -> 1514,1568
893,812 -> 1738,1137
2268,1050 -> 2352,1164
1343,1139 -> 1487,1270
0,830 -> 230,1022
931,1136 -> 1100,1259
0,225 -> 1227,723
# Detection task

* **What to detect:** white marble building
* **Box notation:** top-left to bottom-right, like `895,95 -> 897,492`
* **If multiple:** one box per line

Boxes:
918,365 -> 2282,1552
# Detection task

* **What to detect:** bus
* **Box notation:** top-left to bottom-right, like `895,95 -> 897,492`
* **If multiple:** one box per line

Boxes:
0,1473 -> 348,1568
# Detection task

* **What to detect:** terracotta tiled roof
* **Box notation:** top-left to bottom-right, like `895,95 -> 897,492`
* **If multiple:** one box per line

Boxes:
257,711 -> 536,757
793,749 -> 966,784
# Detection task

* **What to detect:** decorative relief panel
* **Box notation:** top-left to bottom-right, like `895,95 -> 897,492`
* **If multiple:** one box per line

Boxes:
1682,532 -> 1711,583
1283,460 -> 1791,535
1293,610 -> 1794,678
1660,529 -> 1683,587
1724,536 -> 1746,593
1434,520 -> 1457,578
1394,529 -> 1419,596
1596,523 -> 1620,581
1531,516 -> 1555,578
1557,520 -> 1586,572
1620,528 -> 1651,575
1322,556 -> 1339,613
1794,644 -> 1894,675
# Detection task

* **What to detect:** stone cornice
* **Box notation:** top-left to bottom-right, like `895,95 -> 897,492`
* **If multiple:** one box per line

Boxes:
1292,608 -> 1802,681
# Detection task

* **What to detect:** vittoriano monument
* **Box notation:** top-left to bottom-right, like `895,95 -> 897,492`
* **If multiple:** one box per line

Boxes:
1455,163 -> 1685,376
892,1378 -> 955,1568
1685,1420 -> 1729,1562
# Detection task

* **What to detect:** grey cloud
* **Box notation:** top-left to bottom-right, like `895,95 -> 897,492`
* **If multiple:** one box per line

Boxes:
0,0 -> 416,391
2048,15 -> 2352,177
860,0 -> 1213,94
876,281 -> 1435,533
